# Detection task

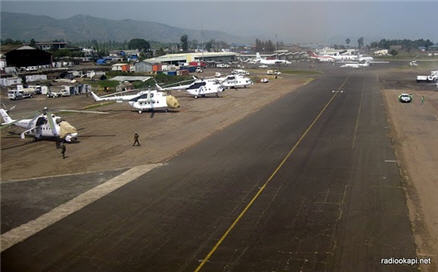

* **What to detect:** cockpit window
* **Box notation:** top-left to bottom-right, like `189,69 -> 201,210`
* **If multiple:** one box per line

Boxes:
188,82 -> 206,89
36,117 -> 47,126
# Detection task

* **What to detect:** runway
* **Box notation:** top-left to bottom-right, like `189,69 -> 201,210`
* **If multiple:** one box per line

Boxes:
1,69 -> 417,271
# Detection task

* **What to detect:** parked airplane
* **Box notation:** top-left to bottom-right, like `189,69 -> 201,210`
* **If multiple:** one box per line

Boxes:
308,51 -> 336,62
254,53 -> 291,65
156,79 -> 225,99
340,62 -> 370,68
309,51 -> 374,63
91,90 -> 180,113
0,107 -> 101,142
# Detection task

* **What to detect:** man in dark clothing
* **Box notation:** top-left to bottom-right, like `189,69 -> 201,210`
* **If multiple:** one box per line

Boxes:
133,133 -> 140,146
61,144 -> 66,159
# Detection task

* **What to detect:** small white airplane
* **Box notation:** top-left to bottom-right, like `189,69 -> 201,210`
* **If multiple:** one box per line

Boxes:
254,53 -> 291,65
91,90 -> 180,114
309,50 -> 374,63
308,51 -> 336,62
0,107 -> 94,142
358,55 -> 374,62
340,62 -> 370,68
156,79 -> 225,99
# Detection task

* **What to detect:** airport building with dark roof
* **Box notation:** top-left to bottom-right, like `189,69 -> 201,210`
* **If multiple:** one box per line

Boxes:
5,46 -> 52,67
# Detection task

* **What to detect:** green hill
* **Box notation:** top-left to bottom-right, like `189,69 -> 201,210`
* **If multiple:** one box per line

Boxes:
1,12 -> 246,44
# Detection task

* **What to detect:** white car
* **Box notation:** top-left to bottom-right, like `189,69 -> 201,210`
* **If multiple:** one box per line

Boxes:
216,63 -> 230,68
260,78 -> 269,83
47,91 -> 61,98
398,93 -> 412,103
267,70 -> 281,75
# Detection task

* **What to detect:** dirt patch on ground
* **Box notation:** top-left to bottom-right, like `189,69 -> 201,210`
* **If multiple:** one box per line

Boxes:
1,74 -> 313,180
382,88 -> 438,271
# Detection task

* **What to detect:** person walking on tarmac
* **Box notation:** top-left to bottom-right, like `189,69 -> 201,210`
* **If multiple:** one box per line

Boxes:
133,132 -> 141,146
61,143 -> 66,159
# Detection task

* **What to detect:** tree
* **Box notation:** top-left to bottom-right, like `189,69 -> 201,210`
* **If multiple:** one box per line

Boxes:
180,34 -> 188,52
357,37 -> 364,49
389,49 -> 398,56
205,40 -> 214,52
155,48 -> 165,57
345,38 -> 351,46
30,38 -> 36,47
128,38 -> 150,51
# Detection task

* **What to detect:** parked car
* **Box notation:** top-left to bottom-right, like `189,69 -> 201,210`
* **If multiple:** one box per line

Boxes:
216,63 -> 230,68
267,70 -> 281,75
398,93 -> 413,103
47,91 -> 61,98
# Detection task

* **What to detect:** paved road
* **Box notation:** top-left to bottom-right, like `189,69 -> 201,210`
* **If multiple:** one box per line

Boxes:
1,169 -> 127,234
1,69 -> 417,272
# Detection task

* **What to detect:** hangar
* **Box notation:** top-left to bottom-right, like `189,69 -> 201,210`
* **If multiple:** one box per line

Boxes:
145,52 -> 239,65
5,46 -> 52,68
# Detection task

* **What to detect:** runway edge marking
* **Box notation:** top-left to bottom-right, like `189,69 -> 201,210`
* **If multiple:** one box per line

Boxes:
193,77 -> 348,272
0,163 -> 163,252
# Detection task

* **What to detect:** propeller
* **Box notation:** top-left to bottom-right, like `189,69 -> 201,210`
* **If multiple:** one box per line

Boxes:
157,78 -> 196,89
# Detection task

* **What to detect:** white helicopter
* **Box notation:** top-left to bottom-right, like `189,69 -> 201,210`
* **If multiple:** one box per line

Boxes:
91,90 -> 180,114
91,90 -> 150,103
218,74 -> 253,89
156,79 -> 224,99
0,107 -> 104,142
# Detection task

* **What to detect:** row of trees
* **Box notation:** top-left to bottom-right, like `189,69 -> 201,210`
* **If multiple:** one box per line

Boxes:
343,37 -> 364,48
179,34 -> 230,52
254,39 -> 277,53
369,39 -> 434,50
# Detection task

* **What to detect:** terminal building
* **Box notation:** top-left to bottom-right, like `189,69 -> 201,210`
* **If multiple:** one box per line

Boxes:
145,52 -> 239,65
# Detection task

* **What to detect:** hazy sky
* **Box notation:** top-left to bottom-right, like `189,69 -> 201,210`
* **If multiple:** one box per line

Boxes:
2,1 -> 438,44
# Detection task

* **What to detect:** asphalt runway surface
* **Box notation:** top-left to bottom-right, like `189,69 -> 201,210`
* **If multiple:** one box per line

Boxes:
1,169 -> 127,234
1,68 -> 417,272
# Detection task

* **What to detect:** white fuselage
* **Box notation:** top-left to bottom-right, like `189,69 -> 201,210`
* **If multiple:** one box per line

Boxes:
252,53 -> 291,65
219,75 -> 253,89
340,62 -> 370,68
11,115 -> 78,142
310,51 -> 374,63
184,80 -> 225,98
128,91 -> 169,112
156,79 -> 224,98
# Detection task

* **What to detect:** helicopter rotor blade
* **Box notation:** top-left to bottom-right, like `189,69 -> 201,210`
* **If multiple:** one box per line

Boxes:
46,112 -> 57,136
57,110 -> 109,114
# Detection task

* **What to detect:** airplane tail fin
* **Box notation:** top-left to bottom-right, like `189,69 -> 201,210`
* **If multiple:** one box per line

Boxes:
307,51 -> 317,57
90,91 -> 103,102
0,109 -> 15,125
256,52 -> 261,60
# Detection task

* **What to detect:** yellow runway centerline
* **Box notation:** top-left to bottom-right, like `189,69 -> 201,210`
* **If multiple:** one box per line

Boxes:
194,76 -> 349,272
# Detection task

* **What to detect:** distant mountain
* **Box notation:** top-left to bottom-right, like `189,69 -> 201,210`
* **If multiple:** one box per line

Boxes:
1,12 -> 248,44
